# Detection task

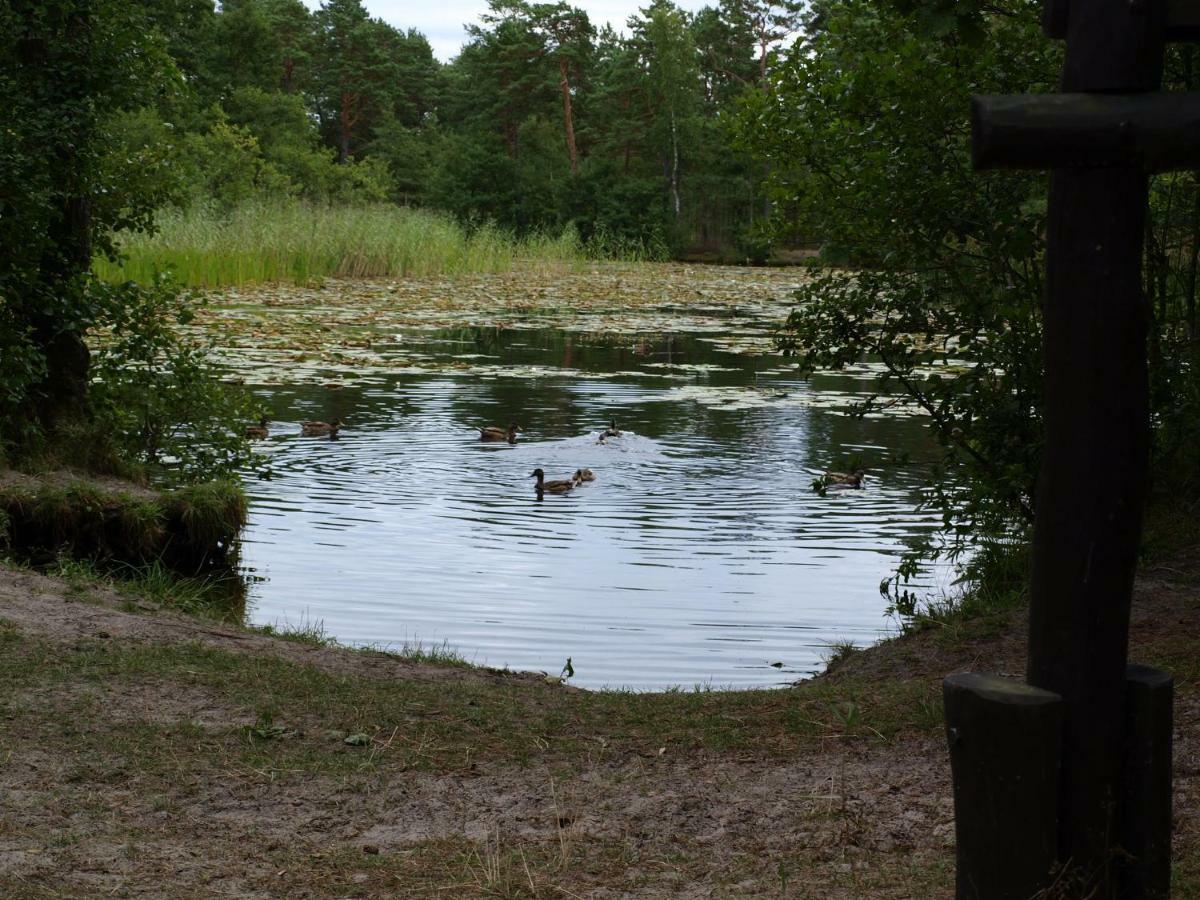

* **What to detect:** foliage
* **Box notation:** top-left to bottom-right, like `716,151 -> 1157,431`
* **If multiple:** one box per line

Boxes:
87,0 -> 787,256
0,0 -> 176,441
736,0 -> 1060,600
88,276 -> 261,483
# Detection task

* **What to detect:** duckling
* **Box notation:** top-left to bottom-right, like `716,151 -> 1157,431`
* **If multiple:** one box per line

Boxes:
245,415 -> 270,439
573,468 -> 596,484
301,418 -> 341,437
602,418 -> 622,438
480,423 -> 521,443
823,469 -> 865,488
530,468 -> 575,494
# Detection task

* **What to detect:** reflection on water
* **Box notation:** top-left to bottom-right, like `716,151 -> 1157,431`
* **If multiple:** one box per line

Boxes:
240,327 -> 942,690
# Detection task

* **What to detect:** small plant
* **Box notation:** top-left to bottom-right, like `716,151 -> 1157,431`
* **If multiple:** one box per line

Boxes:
822,640 -> 859,673
248,711 -> 296,742
831,700 -> 861,731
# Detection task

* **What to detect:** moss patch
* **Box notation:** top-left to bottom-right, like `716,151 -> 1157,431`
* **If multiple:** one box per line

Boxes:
0,470 -> 245,572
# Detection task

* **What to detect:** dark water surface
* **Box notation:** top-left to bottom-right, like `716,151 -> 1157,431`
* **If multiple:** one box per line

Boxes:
240,325 -> 942,689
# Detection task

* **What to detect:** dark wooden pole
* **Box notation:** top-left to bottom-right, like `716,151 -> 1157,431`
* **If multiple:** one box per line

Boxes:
1026,1 -> 1164,892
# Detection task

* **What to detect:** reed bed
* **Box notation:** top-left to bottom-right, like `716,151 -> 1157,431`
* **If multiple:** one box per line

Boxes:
96,202 -> 586,287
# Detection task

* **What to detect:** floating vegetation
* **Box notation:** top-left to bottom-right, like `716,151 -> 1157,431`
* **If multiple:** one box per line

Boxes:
189,263 -> 811,386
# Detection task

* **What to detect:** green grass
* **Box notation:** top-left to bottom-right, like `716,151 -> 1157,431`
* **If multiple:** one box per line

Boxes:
43,556 -> 242,619
95,202 -> 587,287
0,474 -> 245,572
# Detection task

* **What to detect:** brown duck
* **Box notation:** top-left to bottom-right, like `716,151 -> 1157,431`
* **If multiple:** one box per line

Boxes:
531,468 -> 575,494
573,468 -> 596,483
301,418 -> 341,437
245,416 -> 270,439
823,469 -> 865,488
480,423 -> 521,443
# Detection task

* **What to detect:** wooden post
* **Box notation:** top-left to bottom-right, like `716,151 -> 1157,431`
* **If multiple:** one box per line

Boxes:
1119,665 -> 1174,898
943,675 -> 1063,899
1027,3 -> 1164,888
960,0 -> 1193,895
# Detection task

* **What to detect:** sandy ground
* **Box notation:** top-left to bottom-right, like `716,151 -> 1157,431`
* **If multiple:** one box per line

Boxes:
0,557 -> 1195,898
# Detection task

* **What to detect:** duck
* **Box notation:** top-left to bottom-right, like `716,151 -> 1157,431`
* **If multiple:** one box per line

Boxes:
573,468 -> 596,483
480,423 -> 521,443
530,468 -> 575,494
245,415 -> 270,439
301,418 -> 341,437
823,469 -> 865,488
602,418 -> 622,438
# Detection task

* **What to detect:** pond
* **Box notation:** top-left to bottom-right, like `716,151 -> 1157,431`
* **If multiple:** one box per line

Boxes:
203,264 -> 945,690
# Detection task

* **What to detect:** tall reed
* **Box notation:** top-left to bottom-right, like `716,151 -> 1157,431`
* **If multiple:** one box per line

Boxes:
95,202 -> 586,287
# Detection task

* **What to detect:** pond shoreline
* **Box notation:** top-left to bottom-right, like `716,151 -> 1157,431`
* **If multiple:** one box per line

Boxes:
1,543 -> 1195,896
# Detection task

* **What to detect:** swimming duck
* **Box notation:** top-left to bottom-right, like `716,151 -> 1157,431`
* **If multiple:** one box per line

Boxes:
301,418 -> 341,437
823,469 -> 865,488
480,423 -> 521,443
245,416 -> 269,439
602,418 -> 622,438
573,468 -> 596,483
530,468 -> 575,494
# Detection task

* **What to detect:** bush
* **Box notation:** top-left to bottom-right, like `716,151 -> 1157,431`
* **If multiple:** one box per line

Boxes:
88,276 -> 260,485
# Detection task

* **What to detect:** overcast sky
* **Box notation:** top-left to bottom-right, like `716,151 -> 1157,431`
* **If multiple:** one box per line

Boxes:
301,1 -> 713,62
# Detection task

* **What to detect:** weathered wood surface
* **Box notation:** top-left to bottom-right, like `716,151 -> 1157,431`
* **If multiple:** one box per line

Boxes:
1045,0 -> 1199,43
1027,3 -> 1165,889
1119,665 -> 1174,899
943,674 -> 1063,900
972,93 -> 1200,172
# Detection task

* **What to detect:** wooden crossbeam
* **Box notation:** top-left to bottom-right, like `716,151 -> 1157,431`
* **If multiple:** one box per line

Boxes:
973,93 -> 1200,172
1046,0 -> 1200,41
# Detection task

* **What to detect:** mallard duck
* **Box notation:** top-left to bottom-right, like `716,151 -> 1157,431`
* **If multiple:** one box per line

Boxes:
480,423 -> 521,443
530,468 -> 575,494
602,418 -> 622,438
823,469 -> 865,488
301,418 -> 341,437
573,468 -> 596,483
245,415 -> 269,439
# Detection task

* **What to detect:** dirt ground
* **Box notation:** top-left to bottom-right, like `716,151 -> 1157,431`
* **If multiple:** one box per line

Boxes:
0,553 -> 1195,898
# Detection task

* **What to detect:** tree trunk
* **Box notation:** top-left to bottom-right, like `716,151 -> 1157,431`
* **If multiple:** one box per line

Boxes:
670,108 -> 681,218
21,3 -> 95,427
558,57 -> 578,176
338,91 -> 359,162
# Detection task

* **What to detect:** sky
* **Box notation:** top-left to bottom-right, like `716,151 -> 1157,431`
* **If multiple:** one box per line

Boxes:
300,1 -> 713,62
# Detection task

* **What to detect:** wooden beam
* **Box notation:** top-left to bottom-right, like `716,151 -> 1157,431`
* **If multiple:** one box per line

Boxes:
972,93 -> 1200,172
1046,0 -> 1200,42
1168,0 -> 1200,40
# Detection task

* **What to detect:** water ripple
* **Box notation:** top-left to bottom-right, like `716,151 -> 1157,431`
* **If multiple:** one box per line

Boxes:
239,329 -> 944,690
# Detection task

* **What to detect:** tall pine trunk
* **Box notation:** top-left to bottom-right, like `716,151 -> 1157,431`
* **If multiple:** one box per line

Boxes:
558,58 -> 578,176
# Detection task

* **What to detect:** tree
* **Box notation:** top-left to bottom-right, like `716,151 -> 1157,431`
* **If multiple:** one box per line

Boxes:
0,0 -> 174,434
630,0 -> 701,221
312,0 -> 439,161
736,0 -> 1060,589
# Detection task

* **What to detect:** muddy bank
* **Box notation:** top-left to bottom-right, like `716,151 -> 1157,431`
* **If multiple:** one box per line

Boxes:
0,551 -> 1195,897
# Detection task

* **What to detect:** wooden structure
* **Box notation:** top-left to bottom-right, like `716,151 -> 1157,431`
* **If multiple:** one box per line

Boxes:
944,1 -> 1188,896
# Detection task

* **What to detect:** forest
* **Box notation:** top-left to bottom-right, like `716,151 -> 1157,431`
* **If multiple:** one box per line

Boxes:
93,0 -> 793,260
3,0 -> 1200,895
